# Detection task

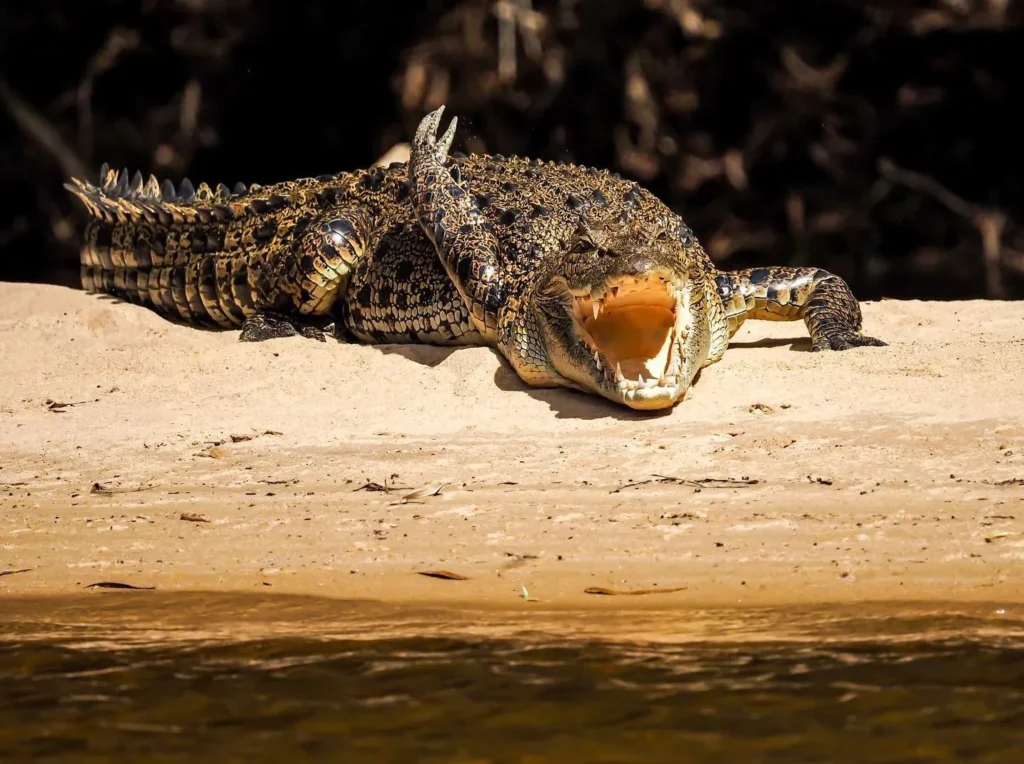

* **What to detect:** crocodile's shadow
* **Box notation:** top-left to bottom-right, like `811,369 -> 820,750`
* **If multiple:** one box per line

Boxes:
479,336 -> 812,419
374,343 -> 659,420
372,343 -> 462,368
490,360 -> 680,421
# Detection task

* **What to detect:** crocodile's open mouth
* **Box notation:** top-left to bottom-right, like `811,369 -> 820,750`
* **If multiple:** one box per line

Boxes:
571,276 -> 690,407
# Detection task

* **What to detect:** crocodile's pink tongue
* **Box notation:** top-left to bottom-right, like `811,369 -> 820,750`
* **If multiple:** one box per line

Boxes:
584,305 -> 674,380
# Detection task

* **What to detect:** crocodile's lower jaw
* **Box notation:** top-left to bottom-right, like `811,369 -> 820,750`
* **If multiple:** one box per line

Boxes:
603,341 -> 687,408
618,388 -> 683,409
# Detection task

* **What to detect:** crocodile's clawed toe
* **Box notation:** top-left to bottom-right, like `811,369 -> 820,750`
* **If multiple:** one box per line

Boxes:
812,332 -> 888,352
240,311 -> 332,343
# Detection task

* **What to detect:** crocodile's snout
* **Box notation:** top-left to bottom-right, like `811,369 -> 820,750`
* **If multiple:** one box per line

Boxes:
535,266 -> 700,410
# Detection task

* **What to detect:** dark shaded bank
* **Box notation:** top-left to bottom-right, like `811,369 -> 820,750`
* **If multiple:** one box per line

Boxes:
2,0 -> 1022,299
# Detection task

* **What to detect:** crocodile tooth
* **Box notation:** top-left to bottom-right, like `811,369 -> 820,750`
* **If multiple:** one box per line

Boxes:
593,350 -> 600,365
572,299 -> 584,322
637,374 -> 643,386
615,362 -> 624,382
592,301 -> 600,320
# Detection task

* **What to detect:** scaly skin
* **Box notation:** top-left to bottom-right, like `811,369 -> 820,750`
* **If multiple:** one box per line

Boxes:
64,106 -> 886,411
715,267 -> 887,352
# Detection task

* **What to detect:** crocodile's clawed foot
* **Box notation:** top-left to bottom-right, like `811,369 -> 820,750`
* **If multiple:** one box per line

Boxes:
413,105 -> 458,166
811,332 -> 888,352
240,311 -> 337,343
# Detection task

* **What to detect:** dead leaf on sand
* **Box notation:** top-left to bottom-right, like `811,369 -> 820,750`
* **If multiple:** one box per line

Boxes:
89,481 -> 152,495
500,552 -> 540,571
401,483 -> 449,502
0,568 -> 32,578
417,570 -> 470,581
229,430 -> 283,443
85,581 -> 156,590
180,512 -> 210,523
985,531 -> 1020,543
354,474 -> 406,493
45,398 -> 94,412
584,586 -> 686,596
611,475 -> 758,494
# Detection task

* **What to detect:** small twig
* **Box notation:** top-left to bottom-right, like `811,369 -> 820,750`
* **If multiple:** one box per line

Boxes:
976,212 -> 1007,299
780,46 -> 847,92
878,158 -> 1009,297
878,157 -> 977,218
0,568 -> 33,578
77,27 -> 140,158
89,480 -> 155,496
494,0 -> 519,82
0,78 -> 88,180
179,79 -> 202,138
610,475 -> 759,494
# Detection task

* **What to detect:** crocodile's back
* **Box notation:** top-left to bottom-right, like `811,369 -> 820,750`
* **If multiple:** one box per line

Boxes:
67,152 -> 716,343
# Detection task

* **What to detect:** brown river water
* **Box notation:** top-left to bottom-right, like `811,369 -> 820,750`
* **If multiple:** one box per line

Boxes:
1,593 -> 1022,762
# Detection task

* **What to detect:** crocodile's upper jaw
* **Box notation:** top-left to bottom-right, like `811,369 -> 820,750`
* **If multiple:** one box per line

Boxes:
540,274 -> 695,410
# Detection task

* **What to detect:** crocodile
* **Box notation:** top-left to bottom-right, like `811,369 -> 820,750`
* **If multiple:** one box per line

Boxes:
64,105 -> 886,410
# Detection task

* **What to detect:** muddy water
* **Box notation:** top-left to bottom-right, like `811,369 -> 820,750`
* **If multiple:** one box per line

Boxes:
2,594 -> 1023,762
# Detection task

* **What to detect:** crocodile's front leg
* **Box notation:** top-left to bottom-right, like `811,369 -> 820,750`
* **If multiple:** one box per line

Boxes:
715,267 -> 887,351
408,106 -> 504,335
241,205 -> 374,342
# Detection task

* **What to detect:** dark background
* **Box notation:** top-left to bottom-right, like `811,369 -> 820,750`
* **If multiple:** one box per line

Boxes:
2,0 -> 1022,300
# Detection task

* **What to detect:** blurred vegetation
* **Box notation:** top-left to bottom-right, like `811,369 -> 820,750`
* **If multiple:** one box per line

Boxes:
1,0 -> 1022,299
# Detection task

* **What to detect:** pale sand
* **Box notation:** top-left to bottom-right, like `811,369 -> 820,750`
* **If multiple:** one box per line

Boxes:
1,281 -> 1022,616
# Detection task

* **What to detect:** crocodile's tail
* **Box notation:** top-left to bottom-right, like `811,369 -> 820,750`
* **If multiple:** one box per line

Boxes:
64,163 -> 251,225
64,164 -> 259,326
